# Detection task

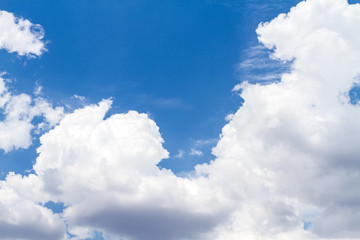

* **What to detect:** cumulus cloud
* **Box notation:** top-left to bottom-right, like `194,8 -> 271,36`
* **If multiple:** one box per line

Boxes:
3,0 -> 360,239
0,78 -> 65,238
200,0 -> 360,238
0,173 -> 66,240
0,76 -> 64,152
31,100 -> 229,240
0,10 -> 46,56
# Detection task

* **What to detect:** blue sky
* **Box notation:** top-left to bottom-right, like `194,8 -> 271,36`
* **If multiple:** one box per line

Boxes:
3,1 -> 360,240
0,0 -> 300,176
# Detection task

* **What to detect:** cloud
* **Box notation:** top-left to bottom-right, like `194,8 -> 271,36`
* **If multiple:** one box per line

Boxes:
135,94 -> 192,110
194,138 -> 218,146
72,94 -> 86,102
174,149 -> 185,158
237,45 -> 291,84
0,10 -> 46,57
2,0 -> 360,239
189,148 -> 203,156
31,100 -> 228,240
0,75 -> 64,152
172,139 -> 216,159
0,11 -> 59,152
200,0 -> 360,238
0,173 -> 66,240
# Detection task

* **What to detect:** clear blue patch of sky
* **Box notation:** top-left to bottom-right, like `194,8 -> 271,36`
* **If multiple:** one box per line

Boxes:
43,201 -> 66,214
349,84 -> 360,105
303,220 -> 313,231
348,0 -> 360,4
0,0 -> 302,179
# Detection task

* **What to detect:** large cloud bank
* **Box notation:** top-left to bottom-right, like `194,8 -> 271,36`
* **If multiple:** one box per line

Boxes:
2,0 -> 360,239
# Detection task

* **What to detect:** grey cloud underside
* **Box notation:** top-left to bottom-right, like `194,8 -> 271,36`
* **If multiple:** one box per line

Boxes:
70,205 -> 226,240
0,222 -> 65,240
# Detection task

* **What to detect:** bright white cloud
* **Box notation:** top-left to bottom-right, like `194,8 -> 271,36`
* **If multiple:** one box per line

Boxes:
0,11 -> 65,238
0,11 -> 59,152
0,10 -> 46,56
200,0 -> 360,238
0,76 -> 64,152
0,173 -> 66,240
32,100 -> 228,240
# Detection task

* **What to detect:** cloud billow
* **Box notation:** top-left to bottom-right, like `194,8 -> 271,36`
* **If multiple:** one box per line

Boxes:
207,0 -> 360,238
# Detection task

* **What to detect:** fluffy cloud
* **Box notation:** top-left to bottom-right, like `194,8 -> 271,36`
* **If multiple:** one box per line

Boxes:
0,76 -> 64,152
32,100 -> 229,240
200,0 -> 360,238
0,173 -> 66,240
0,10 -> 59,152
0,10 -> 46,56
0,12 -> 65,239
3,0 -> 360,239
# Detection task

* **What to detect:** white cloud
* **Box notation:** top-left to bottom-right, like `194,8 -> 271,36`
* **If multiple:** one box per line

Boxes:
33,82 -> 43,96
0,10 -> 46,57
0,173 -> 66,240
0,76 -> 64,152
73,94 -> 86,102
31,100 -> 228,240
199,0 -> 360,238
0,10 -> 59,152
172,139 -> 216,159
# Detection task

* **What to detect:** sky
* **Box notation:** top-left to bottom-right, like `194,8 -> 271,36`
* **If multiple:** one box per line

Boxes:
0,0 -> 300,175
1,0 -> 360,240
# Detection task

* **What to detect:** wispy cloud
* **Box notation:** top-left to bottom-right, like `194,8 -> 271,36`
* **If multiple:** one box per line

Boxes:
72,94 -> 86,102
194,138 -> 218,146
174,149 -> 185,158
208,0 -> 301,15
236,44 -> 292,84
136,94 -> 192,110
189,148 -> 203,156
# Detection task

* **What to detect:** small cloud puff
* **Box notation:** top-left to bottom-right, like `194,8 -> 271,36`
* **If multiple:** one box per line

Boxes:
189,148 -> 203,156
0,11 -> 46,57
